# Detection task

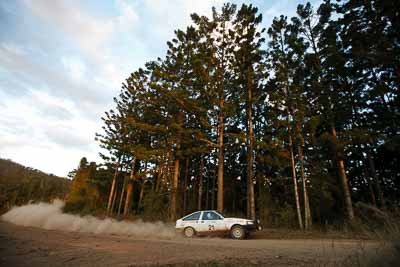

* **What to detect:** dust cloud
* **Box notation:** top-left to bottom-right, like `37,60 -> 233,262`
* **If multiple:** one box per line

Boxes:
1,200 -> 176,239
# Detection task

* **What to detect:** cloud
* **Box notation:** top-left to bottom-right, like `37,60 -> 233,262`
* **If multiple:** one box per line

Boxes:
0,0 -> 229,177
62,56 -> 86,83
20,0 -> 139,90
115,0 -> 139,28
0,89 -> 92,146
1,0 -> 319,177
22,0 -> 113,63
0,43 -> 111,117
44,127 -> 91,149
0,88 -> 101,175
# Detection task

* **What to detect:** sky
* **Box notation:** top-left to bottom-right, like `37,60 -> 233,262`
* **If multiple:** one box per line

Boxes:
0,0 -> 319,177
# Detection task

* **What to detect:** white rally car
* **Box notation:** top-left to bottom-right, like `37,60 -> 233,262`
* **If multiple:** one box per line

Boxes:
175,210 -> 262,239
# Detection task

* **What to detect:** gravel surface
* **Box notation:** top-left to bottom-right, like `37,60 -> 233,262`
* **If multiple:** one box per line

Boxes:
0,221 -> 382,266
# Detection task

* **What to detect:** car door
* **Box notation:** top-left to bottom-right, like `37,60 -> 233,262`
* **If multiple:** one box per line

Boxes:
212,211 -> 227,231
198,211 -> 226,233
181,211 -> 202,231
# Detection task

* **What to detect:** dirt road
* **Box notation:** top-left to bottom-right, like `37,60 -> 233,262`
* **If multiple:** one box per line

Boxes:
0,221 -> 383,266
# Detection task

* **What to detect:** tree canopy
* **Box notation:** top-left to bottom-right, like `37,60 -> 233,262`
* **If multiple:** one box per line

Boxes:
92,0 -> 399,227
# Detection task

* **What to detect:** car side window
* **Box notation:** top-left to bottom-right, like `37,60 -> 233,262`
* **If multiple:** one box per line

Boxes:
182,212 -> 200,221
202,211 -> 223,220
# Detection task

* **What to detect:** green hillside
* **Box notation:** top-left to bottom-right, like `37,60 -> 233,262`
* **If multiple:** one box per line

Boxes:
0,158 -> 71,213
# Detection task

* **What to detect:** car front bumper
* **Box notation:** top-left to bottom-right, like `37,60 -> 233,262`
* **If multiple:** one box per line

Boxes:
244,223 -> 262,232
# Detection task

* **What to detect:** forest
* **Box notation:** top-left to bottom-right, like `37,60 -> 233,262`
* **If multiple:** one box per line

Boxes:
65,0 -> 399,230
0,158 -> 70,213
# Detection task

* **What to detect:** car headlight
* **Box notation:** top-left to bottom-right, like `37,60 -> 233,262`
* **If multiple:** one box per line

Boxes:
247,221 -> 254,225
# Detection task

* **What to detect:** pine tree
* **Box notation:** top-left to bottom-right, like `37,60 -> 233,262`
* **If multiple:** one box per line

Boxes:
191,4 -> 237,213
267,15 -> 304,229
232,4 -> 266,219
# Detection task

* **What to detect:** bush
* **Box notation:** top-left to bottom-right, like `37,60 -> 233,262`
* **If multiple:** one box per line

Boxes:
142,190 -> 170,221
271,203 -> 297,228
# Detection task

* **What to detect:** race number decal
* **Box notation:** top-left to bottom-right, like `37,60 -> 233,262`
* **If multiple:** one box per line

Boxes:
208,225 -> 215,231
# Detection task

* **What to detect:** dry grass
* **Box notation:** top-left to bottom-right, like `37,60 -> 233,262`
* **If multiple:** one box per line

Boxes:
322,215 -> 400,267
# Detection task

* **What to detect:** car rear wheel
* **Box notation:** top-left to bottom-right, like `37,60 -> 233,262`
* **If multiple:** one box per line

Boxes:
184,227 -> 195,238
230,225 -> 245,240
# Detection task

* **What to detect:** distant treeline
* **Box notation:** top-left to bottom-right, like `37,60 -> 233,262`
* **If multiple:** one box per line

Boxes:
0,158 -> 71,212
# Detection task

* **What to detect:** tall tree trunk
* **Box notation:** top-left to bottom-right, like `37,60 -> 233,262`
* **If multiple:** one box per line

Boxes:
286,102 -> 303,229
136,161 -> 148,214
289,134 -> 304,230
367,146 -> 386,210
298,144 -> 312,229
155,170 -> 160,192
107,174 -> 117,214
123,157 -> 136,216
331,126 -> 355,221
155,159 -> 164,193
155,169 -> 162,193
205,165 -> 210,209
111,187 -> 118,214
246,75 -> 256,220
211,164 -> 217,210
171,113 -> 183,220
198,156 -> 204,210
171,157 -> 180,221
283,48 -> 303,229
123,183 -> 133,216
137,180 -> 145,214
183,158 -> 189,215
117,175 -> 127,216
217,98 -> 225,213
156,152 -> 171,192
364,161 -> 377,207
107,160 -> 120,215
247,184 -> 250,218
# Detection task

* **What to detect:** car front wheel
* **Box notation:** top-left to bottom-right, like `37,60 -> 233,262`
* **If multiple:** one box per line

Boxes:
230,225 -> 245,240
183,227 -> 195,238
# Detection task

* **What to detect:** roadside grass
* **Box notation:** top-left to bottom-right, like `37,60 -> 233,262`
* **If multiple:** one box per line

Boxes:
252,227 -> 371,240
130,218 -> 400,267
315,214 -> 400,267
